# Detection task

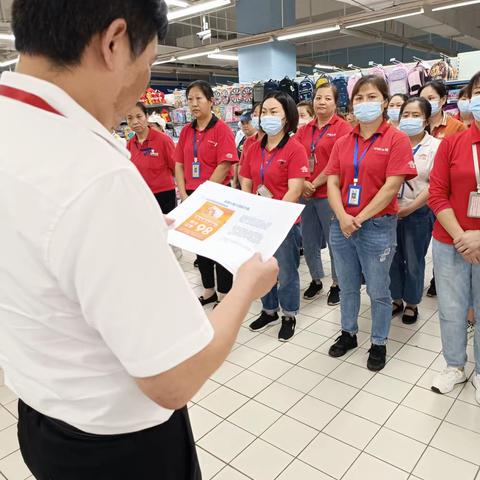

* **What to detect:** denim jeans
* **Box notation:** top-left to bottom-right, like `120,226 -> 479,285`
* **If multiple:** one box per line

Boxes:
390,206 -> 434,305
263,224 -> 301,317
433,239 -> 480,371
330,215 -> 397,345
301,198 -> 337,283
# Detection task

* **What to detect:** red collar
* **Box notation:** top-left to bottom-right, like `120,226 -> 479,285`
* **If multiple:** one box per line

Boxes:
470,122 -> 480,144
353,120 -> 390,138
307,115 -> 339,130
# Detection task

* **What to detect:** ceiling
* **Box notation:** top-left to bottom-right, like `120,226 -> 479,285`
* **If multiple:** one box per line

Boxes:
0,0 -> 479,86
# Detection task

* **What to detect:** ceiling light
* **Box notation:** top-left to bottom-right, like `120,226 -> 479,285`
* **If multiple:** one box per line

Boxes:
177,48 -> 220,60
0,33 -> 15,41
346,8 -> 424,29
0,57 -> 19,67
314,64 -> 339,70
432,0 -> 480,10
168,0 -> 231,21
153,56 -> 177,65
165,0 -> 190,7
208,53 -> 238,61
277,25 -> 340,41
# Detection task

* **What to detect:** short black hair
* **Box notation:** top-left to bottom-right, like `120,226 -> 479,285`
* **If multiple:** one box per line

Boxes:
419,80 -> 447,99
261,91 -> 299,134
467,71 -> 480,97
297,101 -> 314,117
400,97 -> 432,121
314,83 -> 339,104
186,80 -> 214,102
389,93 -> 409,104
135,102 -> 148,116
12,0 -> 168,66
459,85 -> 470,100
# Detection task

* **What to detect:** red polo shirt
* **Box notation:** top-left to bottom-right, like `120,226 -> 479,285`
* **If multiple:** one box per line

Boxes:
429,123 -> 480,244
174,115 -> 238,191
127,128 -> 175,193
240,135 -> 309,204
295,115 -> 352,198
325,121 -> 417,217
239,132 -> 262,168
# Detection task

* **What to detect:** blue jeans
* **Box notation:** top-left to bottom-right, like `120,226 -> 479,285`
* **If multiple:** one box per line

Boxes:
301,198 -> 337,283
330,215 -> 397,345
433,239 -> 480,371
390,206 -> 434,305
263,224 -> 301,317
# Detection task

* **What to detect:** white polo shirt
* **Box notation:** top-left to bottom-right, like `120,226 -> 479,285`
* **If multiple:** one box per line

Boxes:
0,72 -> 214,435
399,132 -> 441,207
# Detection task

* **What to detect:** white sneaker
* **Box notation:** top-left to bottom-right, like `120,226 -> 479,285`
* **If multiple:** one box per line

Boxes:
472,374 -> 480,405
431,367 -> 467,394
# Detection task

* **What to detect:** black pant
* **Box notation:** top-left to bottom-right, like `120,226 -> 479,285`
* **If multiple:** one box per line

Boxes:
197,255 -> 233,294
154,189 -> 177,214
18,400 -> 201,480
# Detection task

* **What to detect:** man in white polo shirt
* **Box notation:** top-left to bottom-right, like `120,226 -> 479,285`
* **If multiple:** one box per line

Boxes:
0,1 -> 278,479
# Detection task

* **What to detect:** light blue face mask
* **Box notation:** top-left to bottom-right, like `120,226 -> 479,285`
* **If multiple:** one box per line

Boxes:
260,116 -> 284,136
387,108 -> 401,123
470,96 -> 480,121
399,117 -> 425,137
353,102 -> 383,123
251,117 -> 260,130
457,99 -> 471,115
429,100 -> 441,116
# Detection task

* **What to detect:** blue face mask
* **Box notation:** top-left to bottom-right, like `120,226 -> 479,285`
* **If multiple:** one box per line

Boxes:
457,99 -> 471,115
260,116 -> 284,136
399,118 -> 425,137
353,102 -> 383,124
429,100 -> 441,116
251,117 -> 260,130
387,108 -> 401,123
470,96 -> 480,121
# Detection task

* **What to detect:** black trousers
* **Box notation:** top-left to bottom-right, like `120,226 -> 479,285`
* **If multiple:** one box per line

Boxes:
18,400 -> 201,480
154,189 -> 177,214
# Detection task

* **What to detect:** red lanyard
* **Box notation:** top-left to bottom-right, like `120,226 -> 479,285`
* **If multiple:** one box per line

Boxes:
0,85 -> 64,116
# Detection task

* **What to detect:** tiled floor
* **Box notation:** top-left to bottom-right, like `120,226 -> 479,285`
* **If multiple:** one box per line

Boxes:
1,250 -> 480,480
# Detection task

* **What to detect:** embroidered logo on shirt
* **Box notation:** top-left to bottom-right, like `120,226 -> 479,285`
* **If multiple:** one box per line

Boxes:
326,133 -> 337,137
149,149 -> 159,157
301,166 -> 309,173
373,147 -> 389,153
208,140 -> 218,147
226,153 -> 233,159
408,160 -> 416,169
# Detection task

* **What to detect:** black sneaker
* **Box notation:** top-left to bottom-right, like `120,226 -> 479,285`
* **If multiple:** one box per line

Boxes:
249,311 -> 280,332
327,285 -> 341,306
304,281 -> 323,300
278,316 -> 296,342
427,278 -> 436,297
198,292 -> 218,306
367,344 -> 387,371
328,331 -> 358,357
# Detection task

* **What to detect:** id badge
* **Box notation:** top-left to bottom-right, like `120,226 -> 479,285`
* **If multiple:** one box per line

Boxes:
309,154 -> 316,173
467,191 -> 480,218
397,183 -> 405,199
257,184 -> 273,198
192,159 -> 201,179
347,184 -> 362,206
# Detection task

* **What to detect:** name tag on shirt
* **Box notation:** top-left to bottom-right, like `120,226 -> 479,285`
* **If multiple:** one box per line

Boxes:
347,184 -> 362,206
309,154 -> 316,173
257,184 -> 273,198
467,192 -> 480,218
192,159 -> 201,179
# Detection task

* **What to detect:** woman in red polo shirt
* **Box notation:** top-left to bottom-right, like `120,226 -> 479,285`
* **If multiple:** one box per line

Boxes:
296,83 -> 352,305
241,91 -> 309,341
325,75 -> 417,372
429,71 -> 480,400
174,80 -> 239,307
126,102 -> 176,213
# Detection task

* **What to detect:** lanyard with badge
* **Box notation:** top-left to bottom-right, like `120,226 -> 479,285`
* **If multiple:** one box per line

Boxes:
468,143 -> 480,218
347,134 -> 379,206
309,125 -> 330,173
398,144 -> 421,200
257,148 -> 280,198
192,129 -> 203,179
0,85 -> 63,116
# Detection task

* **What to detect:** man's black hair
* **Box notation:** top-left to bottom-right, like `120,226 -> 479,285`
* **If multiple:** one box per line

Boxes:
12,0 -> 168,66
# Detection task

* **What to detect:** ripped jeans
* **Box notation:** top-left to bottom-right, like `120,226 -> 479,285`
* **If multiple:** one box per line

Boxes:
330,215 -> 397,346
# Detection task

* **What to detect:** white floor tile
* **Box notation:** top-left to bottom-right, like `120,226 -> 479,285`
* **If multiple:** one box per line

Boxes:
192,379 -> 221,403
197,422 -> 254,463
189,405 -> 223,440
401,386 -> 455,420
227,345 -> 265,368
407,332 -> 443,353
261,415 -> 317,456
249,355 -> 293,380
394,345 -> 438,368
0,450 -> 31,480
231,439 -> 293,480
0,426 -> 19,460
364,374 -> 412,403
0,388 -> 17,406
255,382 -> 304,413
299,432 -> 360,479
389,325 -> 416,343
227,400 -> 281,436
431,422 -> 480,465
382,358 -> 427,384
298,351 -> 342,375
212,466 -> 250,480
270,342 -> 311,364
276,459 -> 332,480
226,370 -> 272,398
305,319 -> 341,337
328,362 -> 375,389
345,390 -> 397,425
246,333 -> 282,354
196,447 -> 226,480
199,386 -> 249,418
365,428 -> 426,472
289,330 -> 329,350
0,407 -> 17,432
3,401 -> 17,420
309,377 -> 359,408
277,366 -> 324,394
413,447 -> 478,480
343,452 -> 409,480
287,395 -> 340,431
446,400 -> 480,434
210,361 -> 244,384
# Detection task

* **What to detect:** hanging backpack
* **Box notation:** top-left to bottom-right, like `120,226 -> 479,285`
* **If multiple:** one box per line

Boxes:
279,76 -> 296,100
264,79 -> 280,95
347,72 -> 362,99
315,73 -> 331,89
253,82 -> 265,103
369,65 -> 387,81
388,64 -> 409,95
331,76 -> 349,109
298,77 -> 315,102
430,61 -> 448,80
408,63 -> 430,97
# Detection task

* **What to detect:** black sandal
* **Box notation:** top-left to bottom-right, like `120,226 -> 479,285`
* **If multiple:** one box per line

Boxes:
402,306 -> 418,325
392,301 -> 404,317
198,293 -> 218,306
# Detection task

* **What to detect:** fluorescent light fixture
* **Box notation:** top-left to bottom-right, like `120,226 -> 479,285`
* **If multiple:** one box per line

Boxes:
0,33 -> 15,41
165,0 -> 190,7
168,0 -> 231,21
208,53 -> 238,61
177,48 -> 220,60
277,25 -> 340,41
153,56 -> 177,65
0,57 -> 19,67
432,0 -> 480,10
314,64 -> 339,70
346,8 -> 424,29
